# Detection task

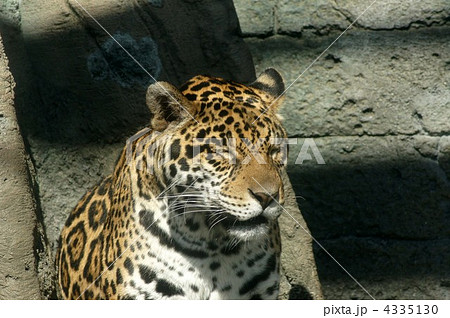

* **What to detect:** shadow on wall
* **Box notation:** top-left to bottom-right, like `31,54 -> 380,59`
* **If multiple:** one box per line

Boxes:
293,160 -> 449,240
288,156 -> 450,298
0,0 -> 255,143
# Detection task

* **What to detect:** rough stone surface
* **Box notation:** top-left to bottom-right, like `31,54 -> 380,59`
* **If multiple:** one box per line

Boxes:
234,0 -> 450,36
279,170 -> 323,299
233,0 -> 276,36
438,136 -> 450,179
315,237 -> 450,300
29,138 -> 122,253
10,0 -> 255,142
246,26 -> 450,299
247,28 -> 450,138
287,136 -> 449,240
277,0 -> 349,36
86,32 -> 162,87
0,35 -> 55,300
335,0 -> 450,30
0,0 -> 20,26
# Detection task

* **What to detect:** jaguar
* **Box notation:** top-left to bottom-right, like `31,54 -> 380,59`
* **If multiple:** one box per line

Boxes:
57,68 -> 288,299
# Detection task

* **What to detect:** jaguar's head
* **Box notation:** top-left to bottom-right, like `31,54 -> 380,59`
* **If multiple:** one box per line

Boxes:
145,69 -> 288,240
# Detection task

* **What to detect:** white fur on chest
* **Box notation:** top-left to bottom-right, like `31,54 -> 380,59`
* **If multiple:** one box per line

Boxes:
125,194 -> 279,299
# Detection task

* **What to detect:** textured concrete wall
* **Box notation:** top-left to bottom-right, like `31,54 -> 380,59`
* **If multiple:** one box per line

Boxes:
234,0 -> 450,36
0,34 -> 56,299
14,0 -> 255,143
234,0 -> 450,299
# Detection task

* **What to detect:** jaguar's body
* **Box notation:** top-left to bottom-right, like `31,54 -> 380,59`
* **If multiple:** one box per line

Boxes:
57,69 -> 288,299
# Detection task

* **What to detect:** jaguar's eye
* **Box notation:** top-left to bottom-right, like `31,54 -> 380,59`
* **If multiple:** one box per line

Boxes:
270,146 -> 281,157
216,148 -> 233,161
214,148 -> 226,156
269,145 -> 287,165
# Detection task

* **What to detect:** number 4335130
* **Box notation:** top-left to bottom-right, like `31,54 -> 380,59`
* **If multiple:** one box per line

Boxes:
384,305 -> 438,315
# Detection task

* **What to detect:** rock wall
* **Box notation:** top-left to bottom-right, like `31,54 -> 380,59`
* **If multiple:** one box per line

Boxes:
234,0 -> 450,299
235,0 -> 450,36
8,0 -> 255,143
0,34 -> 56,300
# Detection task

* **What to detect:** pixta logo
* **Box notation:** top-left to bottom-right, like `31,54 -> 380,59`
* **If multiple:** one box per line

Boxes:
126,129 -> 325,173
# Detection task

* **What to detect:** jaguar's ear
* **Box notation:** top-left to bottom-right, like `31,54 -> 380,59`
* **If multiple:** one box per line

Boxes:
146,82 -> 196,131
250,68 -> 285,109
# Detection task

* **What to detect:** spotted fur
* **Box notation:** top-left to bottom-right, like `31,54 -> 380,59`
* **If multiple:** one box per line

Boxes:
57,68 -> 288,299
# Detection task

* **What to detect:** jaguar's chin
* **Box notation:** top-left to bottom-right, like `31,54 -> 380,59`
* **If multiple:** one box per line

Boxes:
221,213 -> 268,227
221,213 -> 270,240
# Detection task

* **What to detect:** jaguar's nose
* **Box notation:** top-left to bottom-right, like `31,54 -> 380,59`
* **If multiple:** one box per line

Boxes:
248,189 -> 278,210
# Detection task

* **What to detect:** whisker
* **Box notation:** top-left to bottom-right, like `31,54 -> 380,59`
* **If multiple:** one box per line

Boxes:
208,215 -> 227,233
225,236 -> 242,250
170,209 -> 223,219
169,210 -> 223,222
170,203 -> 221,209
156,178 -> 181,199
165,194 -> 205,198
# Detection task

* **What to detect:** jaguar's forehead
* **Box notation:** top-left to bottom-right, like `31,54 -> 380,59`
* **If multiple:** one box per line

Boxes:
180,75 -> 270,109
178,75 -> 285,139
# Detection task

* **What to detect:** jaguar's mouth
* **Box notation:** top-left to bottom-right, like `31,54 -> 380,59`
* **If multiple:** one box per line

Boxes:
221,213 -> 269,229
